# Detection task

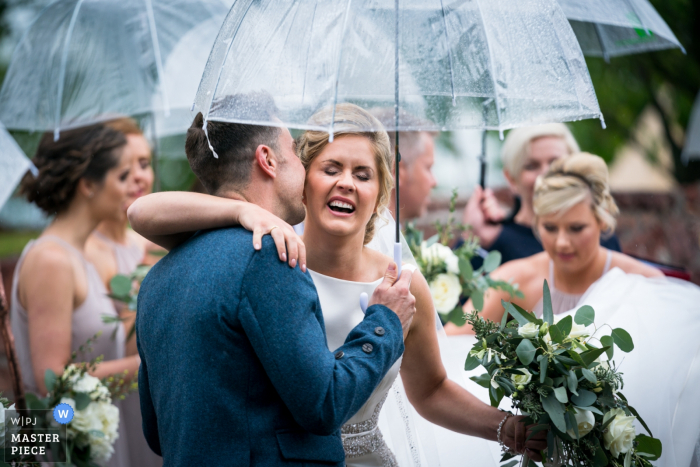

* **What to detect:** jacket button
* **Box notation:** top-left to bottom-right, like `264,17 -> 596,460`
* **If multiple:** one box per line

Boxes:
362,343 -> 373,354
374,326 -> 385,336
335,351 -> 344,360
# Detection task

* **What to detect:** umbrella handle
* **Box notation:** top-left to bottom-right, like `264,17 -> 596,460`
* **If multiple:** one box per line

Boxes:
394,242 -> 402,276
360,292 -> 369,314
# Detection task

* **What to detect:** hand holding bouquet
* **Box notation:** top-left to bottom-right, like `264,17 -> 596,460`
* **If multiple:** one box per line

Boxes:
465,281 -> 662,467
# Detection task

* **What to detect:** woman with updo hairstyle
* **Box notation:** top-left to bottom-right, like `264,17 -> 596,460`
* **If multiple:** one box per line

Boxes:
11,124 -> 140,467
128,102 -> 550,466
462,124 -> 621,266
446,152 -> 662,334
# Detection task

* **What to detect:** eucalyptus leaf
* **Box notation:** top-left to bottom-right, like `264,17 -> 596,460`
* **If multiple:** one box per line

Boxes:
542,280 -> 554,325
502,301 -> 531,326
458,258 -> 473,282
540,355 -> 548,384
548,324 -> 564,344
483,250 -> 501,273
557,315 -> 572,336
574,305 -> 595,326
470,374 -> 491,389
635,434 -> 662,460
567,370 -> 578,395
611,328 -> 634,352
74,392 -> 92,411
580,347 -> 609,367
581,368 -> 597,383
44,369 -> 57,392
516,339 -> 537,365
600,335 -> 614,360
553,386 -> 568,403
566,411 -> 580,439
570,388 -> 597,407
575,405 -> 604,415
628,405 -> 654,437
110,275 -> 132,297
541,393 -> 567,432
425,234 -> 439,247
499,306 -> 509,331
501,460 -> 519,467
472,290 -> 484,311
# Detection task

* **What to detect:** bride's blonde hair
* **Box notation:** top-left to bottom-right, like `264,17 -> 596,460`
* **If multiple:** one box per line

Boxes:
297,103 -> 394,245
533,152 -> 619,235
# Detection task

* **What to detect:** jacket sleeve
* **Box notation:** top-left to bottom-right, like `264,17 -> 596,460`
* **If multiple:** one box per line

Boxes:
238,238 -> 405,435
137,344 -> 162,456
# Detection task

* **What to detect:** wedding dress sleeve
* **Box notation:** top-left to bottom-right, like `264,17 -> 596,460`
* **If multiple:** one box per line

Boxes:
368,211 -> 502,467
240,236 -> 406,435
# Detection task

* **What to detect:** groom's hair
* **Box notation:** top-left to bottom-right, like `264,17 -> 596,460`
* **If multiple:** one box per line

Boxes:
186,93 -> 280,194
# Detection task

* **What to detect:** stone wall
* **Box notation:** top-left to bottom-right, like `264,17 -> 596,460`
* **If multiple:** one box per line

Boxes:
415,183 -> 700,285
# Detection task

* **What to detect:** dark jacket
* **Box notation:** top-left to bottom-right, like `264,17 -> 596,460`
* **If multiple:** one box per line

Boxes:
136,227 -> 404,466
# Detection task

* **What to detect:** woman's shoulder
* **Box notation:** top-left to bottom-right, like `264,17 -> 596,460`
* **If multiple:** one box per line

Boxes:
609,251 -> 664,278
18,238 -> 77,287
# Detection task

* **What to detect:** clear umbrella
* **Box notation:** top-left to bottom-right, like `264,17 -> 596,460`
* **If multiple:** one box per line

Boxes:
194,0 -> 603,268
558,0 -> 684,61
0,122 -> 35,210
0,0 -> 230,140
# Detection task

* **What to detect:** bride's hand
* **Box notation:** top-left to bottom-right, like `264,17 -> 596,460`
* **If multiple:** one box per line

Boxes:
502,415 -> 548,461
237,204 -> 307,272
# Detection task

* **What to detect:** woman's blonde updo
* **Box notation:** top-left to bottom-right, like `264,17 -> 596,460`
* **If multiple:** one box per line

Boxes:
533,152 -> 619,235
297,103 -> 394,245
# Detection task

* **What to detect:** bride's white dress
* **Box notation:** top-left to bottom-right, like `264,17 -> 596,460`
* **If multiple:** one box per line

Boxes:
310,266 -> 503,467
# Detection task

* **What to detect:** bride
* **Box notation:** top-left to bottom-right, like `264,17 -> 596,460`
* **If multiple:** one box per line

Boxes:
447,153 -> 700,467
128,103 -> 546,466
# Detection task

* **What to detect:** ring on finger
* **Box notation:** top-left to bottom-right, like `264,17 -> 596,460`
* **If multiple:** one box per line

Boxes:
268,225 -> 279,234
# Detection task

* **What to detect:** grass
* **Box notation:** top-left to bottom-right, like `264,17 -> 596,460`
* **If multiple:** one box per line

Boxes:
0,231 -> 40,258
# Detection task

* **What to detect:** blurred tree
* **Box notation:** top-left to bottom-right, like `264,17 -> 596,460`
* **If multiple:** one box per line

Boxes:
570,0 -> 700,183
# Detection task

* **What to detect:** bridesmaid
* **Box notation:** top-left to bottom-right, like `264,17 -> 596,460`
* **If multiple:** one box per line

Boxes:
11,124 -> 139,467
84,117 -> 162,467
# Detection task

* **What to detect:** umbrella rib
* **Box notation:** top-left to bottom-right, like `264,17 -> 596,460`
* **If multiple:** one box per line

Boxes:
204,0 -> 256,122
593,22 -> 611,63
301,2 -> 319,107
472,0 -> 503,136
623,0 -> 649,34
329,0 -> 353,142
145,0 -> 170,117
438,0 -> 456,106
54,0 -> 86,141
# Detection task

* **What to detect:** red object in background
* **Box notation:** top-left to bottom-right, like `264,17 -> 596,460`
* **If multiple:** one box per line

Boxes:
627,254 -> 692,281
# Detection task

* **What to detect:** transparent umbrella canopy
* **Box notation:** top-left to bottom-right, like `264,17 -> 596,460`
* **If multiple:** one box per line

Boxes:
0,0 -> 230,139
194,0 -> 603,267
194,0 -> 603,137
0,122 -> 35,210
558,0 -> 684,61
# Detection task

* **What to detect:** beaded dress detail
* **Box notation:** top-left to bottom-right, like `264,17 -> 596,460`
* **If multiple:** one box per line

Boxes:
309,265 -> 417,467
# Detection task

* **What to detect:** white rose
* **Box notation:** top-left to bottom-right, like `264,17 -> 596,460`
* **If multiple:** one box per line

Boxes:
71,373 -> 101,394
511,369 -> 532,387
0,404 -> 17,448
422,243 -> 460,274
429,273 -> 462,313
566,408 -> 596,439
518,322 -> 540,339
603,408 -> 636,458
568,323 -> 590,339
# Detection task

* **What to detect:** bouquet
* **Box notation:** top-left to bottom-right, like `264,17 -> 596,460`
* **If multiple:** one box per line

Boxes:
13,336 -> 136,466
465,281 -> 662,467
103,264 -> 151,340
404,189 -> 522,325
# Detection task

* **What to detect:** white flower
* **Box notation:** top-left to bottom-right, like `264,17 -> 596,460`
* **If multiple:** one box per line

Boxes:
511,369 -> 532,387
568,323 -> 590,340
566,408 -> 596,439
62,397 -> 120,462
421,242 -> 460,274
0,404 -> 17,448
603,408 -> 636,458
429,273 -> 462,313
518,322 -> 540,339
71,373 -> 101,394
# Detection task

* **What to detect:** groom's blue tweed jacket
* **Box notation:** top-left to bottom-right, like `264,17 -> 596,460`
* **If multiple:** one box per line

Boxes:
136,227 -> 405,467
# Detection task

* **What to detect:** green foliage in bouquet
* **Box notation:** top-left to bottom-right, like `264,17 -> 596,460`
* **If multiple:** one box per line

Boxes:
5,335 -> 136,467
102,264 -> 151,340
465,281 -> 662,467
404,189 -> 523,326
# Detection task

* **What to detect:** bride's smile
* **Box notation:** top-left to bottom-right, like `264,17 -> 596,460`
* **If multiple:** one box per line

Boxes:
303,135 -> 380,240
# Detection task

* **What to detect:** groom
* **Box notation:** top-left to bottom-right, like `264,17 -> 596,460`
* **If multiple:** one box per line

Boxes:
135,94 -> 416,467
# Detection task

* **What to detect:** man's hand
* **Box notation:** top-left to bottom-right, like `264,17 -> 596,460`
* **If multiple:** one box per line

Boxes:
462,186 -> 506,249
501,415 -> 548,462
369,263 -> 416,337
238,204 -> 307,272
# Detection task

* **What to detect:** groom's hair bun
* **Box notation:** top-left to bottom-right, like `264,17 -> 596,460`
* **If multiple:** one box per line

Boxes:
533,152 -> 619,236
186,93 -> 280,194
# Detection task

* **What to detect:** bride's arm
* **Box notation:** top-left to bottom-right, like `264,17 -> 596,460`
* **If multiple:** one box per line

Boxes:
401,272 -> 546,459
127,191 -> 305,269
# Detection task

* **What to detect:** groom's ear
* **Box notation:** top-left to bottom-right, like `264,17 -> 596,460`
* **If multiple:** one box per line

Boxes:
254,144 -> 277,180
